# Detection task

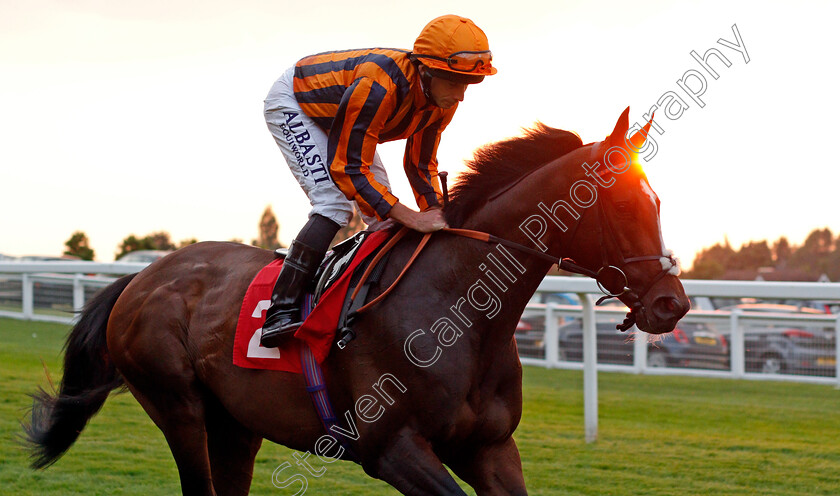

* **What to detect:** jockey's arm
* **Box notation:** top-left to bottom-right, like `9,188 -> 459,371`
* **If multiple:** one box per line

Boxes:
388,202 -> 447,233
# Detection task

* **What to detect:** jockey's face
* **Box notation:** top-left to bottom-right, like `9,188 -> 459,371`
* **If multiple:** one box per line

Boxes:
429,77 -> 468,109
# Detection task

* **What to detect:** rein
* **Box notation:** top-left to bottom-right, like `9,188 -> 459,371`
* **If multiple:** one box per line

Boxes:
346,221 -> 675,333
348,226 -> 599,318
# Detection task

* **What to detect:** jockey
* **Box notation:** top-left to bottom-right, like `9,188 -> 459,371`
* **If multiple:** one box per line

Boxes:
260,14 -> 496,348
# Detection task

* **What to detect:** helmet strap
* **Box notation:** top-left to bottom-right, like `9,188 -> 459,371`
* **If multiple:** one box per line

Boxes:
413,59 -> 434,102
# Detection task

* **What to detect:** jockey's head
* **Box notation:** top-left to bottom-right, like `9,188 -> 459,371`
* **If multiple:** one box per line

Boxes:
410,15 -> 496,108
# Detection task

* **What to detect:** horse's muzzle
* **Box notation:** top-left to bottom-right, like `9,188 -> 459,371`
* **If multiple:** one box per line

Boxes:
651,295 -> 688,323
636,295 -> 689,334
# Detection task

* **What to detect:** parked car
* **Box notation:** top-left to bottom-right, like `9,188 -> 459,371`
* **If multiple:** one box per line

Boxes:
536,292 -> 581,306
116,250 -> 173,264
514,311 -> 729,369
786,299 -> 840,314
720,304 -> 835,376
554,317 -> 728,369
18,255 -> 81,262
515,293 -> 588,358
514,315 -> 548,358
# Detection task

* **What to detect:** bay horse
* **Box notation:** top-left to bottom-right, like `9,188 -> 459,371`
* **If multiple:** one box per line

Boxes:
25,107 -> 688,495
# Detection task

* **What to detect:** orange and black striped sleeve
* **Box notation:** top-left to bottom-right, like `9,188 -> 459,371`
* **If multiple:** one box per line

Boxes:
403,108 -> 455,211
326,77 -> 399,220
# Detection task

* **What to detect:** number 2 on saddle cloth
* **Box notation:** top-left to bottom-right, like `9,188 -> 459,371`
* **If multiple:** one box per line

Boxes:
232,229 -> 392,373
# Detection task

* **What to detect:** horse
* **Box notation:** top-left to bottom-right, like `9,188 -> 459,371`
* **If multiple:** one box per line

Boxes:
24,107 -> 688,495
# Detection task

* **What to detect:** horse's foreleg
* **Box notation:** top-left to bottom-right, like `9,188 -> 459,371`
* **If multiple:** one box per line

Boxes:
371,427 -> 468,496
447,437 -> 528,496
205,397 -> 263,496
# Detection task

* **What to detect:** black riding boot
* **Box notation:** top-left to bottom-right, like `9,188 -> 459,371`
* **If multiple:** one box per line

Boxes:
260,214 -> 340,348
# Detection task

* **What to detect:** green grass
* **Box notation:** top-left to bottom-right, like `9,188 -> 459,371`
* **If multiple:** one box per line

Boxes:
2,317 -> 840,495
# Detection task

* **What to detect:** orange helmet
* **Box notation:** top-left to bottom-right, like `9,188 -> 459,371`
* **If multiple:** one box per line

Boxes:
411,15 -> 496,84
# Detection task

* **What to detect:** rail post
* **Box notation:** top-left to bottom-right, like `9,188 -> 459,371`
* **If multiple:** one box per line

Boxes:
21,273 -> 33,319
545,303 -> 559,367
731,309 -> 744,377
73,274 -> 85,313
634,327 -> 647,373
835,313 -> 840,390
581,293 -> 598,443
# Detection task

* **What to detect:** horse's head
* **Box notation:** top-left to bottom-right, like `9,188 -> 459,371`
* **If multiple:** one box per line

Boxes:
552,107 -> 689,334
447,107 -> 688,333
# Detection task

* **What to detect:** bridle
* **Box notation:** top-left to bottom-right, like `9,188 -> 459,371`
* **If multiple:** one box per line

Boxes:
568,176 -> 679,330
441,196 -> 677,332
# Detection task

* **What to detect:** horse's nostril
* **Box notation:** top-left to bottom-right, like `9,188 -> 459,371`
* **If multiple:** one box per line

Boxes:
652,296 -> 685,321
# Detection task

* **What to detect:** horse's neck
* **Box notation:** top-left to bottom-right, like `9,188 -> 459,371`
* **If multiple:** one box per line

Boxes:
462,159 -> 579,268
443,164 -> 579,341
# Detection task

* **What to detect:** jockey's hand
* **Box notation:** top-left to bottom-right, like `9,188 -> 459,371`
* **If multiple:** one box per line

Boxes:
389,203 -> 448,233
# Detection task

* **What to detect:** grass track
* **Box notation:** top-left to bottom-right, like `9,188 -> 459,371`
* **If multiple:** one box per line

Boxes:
2,317 -> 839,495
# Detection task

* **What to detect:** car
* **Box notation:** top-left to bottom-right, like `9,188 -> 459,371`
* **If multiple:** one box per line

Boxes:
514,308 -> 729,369
553,317 -> 729,369
515,293 -> 584,358
536,292 -> 581,306
719,304 -> 835,376
18,255 -> 82,262
514,315 -> 548,358
788,299 -> 840,314
116,250 -> 173,264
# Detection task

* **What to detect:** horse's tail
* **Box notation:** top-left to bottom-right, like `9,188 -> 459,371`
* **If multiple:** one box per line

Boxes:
23,272 -> 137,469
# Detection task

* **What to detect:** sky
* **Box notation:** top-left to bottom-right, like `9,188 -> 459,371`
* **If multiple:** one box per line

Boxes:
1,0 -> 838,266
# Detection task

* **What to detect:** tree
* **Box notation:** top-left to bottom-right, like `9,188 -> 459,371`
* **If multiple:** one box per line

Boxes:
687,228 -> 840,281
731,240 -> 772,271
773,237 -> 791,267
64,231 -> 95,261
116,231 -> 177,259
252,206 -> 283,250
116,235 -> 145,259
790,228 -> 834,278
685,240 -> 735,279
178,238 -> 199,249
146,231 -> 176,251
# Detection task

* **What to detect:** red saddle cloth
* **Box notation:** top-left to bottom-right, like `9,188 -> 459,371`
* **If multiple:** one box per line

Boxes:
232,230 -> 389,373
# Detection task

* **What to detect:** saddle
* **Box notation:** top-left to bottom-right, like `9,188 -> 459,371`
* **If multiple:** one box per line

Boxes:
275,229 -> 392,347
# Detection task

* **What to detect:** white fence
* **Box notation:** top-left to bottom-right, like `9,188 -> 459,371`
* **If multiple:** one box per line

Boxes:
0,261 -> 146,322
2,262 -> 840,442
524,277 -> 840,442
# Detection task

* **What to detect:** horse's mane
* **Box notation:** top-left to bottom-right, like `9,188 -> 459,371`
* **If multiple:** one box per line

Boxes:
444,123 -> 584,227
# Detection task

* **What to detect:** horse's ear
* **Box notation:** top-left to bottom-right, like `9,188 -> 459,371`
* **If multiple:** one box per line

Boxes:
606,106 -> 631,147
627,112 -> 654,151
607,106 -> 654,153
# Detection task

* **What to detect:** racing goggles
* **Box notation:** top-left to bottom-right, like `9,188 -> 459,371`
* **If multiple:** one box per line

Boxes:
419,50 -> 493,73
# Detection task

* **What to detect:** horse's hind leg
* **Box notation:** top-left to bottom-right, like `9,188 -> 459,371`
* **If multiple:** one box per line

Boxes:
205,396 -> 263,496
109,284 -> 221,495
125,381 -> 217,496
